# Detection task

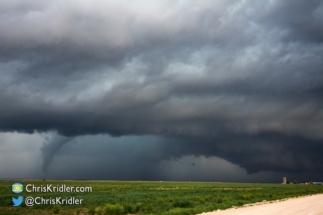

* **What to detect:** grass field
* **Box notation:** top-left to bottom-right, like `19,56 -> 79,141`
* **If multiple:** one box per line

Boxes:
1,180 -> 323,215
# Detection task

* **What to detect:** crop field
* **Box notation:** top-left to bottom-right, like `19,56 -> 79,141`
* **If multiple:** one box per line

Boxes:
1,180 -> 323,215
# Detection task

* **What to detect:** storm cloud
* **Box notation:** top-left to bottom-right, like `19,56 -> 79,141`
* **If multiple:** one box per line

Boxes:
0,0 -> 322,180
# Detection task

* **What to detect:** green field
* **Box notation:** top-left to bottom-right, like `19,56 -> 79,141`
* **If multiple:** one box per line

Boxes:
1,180 -> 323,215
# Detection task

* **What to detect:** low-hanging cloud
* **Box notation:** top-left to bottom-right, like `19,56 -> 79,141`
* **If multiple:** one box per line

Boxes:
0,0 -> 323,177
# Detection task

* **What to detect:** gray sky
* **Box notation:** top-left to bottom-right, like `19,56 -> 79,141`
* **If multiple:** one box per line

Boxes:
0,0 -> 322,182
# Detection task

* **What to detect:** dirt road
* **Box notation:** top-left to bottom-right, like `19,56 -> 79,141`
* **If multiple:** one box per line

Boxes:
199,194 -> 323,215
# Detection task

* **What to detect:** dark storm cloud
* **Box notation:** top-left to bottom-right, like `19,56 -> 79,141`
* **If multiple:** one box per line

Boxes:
161,134 -> 323,174
257,1 -> 323,43
1,0 -> 323,176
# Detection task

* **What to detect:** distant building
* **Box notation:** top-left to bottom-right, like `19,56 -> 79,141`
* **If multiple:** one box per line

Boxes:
313,182 -> 322,185
283,177 -> 287,184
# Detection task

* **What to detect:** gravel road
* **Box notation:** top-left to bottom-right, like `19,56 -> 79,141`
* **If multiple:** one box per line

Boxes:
199,194 -> 323,215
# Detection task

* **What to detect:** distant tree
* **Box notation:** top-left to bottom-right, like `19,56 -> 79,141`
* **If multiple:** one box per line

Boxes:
293,180 -> 298,184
